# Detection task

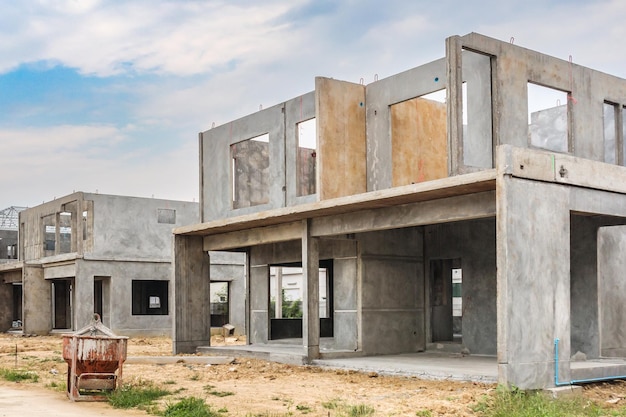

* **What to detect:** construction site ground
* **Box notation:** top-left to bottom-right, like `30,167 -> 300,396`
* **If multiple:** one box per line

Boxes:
2,334 -> 626,416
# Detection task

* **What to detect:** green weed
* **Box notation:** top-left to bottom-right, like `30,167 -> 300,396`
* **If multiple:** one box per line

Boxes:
160,397 -> 220,417
472,385 -> 608,417
107,382 -> 170,409
0,368 -> 39,382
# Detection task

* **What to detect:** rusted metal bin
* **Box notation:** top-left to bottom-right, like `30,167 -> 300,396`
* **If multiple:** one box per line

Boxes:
62,314 -> 128,401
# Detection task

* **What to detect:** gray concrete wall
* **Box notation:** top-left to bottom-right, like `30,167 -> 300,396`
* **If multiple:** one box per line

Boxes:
173,235 -> 211,354
424,218 -> 497,355
73,259 -> 173,336
458,33 -> 626,164
88,193 -> 198,260
497,176 -> 571,389
23,264 -> 49,334
358,228 -> 424,355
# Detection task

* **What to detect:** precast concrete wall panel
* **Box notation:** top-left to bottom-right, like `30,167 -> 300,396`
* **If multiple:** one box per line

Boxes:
365,58 -> 447,191
358,229 -> 424,355
201,103 -> 286,220
89,194 -> 198,260
285,92 -> 317,207
497,176 -> 570,389
77,259 -> 172,336
23,265 -> 50,334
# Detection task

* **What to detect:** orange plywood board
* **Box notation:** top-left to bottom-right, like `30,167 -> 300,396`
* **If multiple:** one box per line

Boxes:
316,77 -> 367,200
391,97 -> 448,186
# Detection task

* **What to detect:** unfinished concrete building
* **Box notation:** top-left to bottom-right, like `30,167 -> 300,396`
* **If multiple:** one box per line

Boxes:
174,32 -> 626,389
0,192 -> 244,337
0,206 -> 24,329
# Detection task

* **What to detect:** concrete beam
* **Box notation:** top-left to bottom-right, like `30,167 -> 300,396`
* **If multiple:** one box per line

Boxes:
203,221 -> 302,251
310,191 -> 495,237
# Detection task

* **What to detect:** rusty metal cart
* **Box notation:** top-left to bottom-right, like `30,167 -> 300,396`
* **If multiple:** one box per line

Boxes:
62,314 -> 128,401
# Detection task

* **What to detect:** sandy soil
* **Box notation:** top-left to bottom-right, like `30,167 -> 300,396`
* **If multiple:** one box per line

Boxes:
1,333 -> 626,416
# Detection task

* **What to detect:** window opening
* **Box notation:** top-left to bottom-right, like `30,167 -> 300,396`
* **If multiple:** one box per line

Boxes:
528,83 -> 569,153
603,102 -> 617,164
58,211 -> 72,254
132,280 -> 168,315
157,208 -> 176,224
231,133 -> 270,209
269,261 -> 333,339
296,118 -> 316,197
462,49 -> 493,168
43,214 -> 55,256
210,282 -> 229,327
82,211 -> 88,241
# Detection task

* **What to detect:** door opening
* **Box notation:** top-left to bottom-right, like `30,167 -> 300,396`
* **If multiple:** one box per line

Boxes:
430,258 -> 462,343
52,279 -> 73,330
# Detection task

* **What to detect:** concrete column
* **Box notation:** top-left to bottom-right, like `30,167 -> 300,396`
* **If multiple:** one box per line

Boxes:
72,261 -> 94,331
249,263 -> 269,344
23,264 -> 50,334
302,220 -> 320,359
497,175 -> 571,389
173,235 -> 210,354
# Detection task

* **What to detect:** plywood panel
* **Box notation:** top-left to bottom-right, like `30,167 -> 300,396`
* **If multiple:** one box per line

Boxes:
391,97 -> 447,186
316,77 -> 366,200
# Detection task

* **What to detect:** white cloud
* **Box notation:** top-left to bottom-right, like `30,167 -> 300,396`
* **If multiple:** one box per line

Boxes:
0,123 -> 198,209
0,0 -> 300,76
477,0 -> 626,77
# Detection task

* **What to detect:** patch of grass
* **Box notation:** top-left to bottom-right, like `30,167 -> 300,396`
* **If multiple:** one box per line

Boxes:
203,385 -> 234,397
160,397 -> 220,417
190,373 -> 201,381
345,404 -> 375,417
296,404 -> 311,414
107,382 -> 170,409
46,381 -> 67,392
321,399 -> 374,417
416,411 -> 432,417
244,413 -> 292,417
164,380 -> 177,385
0,368 -> 39,383
322,399 -> 341,410
472,385 -> 607,417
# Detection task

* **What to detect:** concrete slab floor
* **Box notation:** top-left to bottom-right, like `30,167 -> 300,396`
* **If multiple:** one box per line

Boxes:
200,344 -> 499,383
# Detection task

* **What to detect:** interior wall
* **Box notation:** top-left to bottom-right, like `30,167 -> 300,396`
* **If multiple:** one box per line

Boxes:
358,228 -> 424,355
424,218 -> 497,355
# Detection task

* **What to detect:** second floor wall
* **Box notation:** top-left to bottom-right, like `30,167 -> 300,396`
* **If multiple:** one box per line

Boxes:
200,32 -> 626,223
20,192 -> 199,262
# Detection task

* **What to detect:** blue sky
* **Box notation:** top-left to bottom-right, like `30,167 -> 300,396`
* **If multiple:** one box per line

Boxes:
1,0 -> 625,210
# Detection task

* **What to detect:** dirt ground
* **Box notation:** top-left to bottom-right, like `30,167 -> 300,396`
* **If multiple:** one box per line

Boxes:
1,334 -> 626,416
